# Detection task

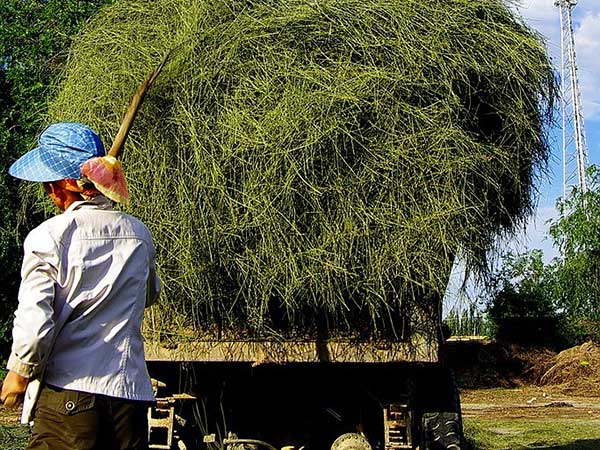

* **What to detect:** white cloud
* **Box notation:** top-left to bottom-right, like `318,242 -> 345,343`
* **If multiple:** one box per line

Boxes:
516,0 -> 558,20
515,3 -> 600,122
574,12 -> 600,120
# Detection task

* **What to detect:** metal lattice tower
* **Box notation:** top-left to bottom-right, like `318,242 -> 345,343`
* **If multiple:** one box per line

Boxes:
555,0 -> 589,196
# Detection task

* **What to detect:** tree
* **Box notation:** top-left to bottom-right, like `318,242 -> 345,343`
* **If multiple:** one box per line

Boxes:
487,250 -> 555,318
445,303 -> 488,337
549,165 -> 600,342
0,0 -> 113,363
485,166 -> 600,347
485,250 -> 566,347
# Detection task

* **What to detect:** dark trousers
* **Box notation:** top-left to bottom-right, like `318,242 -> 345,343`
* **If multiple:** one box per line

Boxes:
26,384 -> 150,450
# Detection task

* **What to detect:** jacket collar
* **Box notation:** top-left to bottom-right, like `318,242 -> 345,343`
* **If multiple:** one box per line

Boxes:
66,195 -> 113,212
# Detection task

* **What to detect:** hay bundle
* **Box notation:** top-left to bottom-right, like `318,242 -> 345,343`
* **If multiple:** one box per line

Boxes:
47,0 -> 554,339
539,342 -> 600,396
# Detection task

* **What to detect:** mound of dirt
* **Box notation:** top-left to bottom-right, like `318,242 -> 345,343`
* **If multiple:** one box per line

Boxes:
445,338 -> 556,389
447,339 -> 600,396
538,341 -> 600,397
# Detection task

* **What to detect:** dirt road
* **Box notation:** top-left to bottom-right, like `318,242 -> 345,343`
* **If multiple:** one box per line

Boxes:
462,387 -> 600,450
462,386 -> 600,420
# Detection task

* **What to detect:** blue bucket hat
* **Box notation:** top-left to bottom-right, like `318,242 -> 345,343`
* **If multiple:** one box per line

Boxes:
8,122 -> 105,182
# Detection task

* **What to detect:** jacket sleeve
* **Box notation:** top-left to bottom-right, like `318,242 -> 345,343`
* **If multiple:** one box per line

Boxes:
6,227 -> 59,379
145,240 -> 161,308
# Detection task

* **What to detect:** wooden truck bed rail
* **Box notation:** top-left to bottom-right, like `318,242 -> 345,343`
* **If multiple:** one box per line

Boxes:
144,334 -> 439,363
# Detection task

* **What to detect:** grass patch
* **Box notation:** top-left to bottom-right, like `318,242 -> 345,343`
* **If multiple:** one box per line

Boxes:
465,418 -> 600,450
0,424 -> 29,450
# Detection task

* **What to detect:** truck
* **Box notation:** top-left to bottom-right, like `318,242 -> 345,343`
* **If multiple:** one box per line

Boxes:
45,2 -> 556,449
144,300 -> 463,450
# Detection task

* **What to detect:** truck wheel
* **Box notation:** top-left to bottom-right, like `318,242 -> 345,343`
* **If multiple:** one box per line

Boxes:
419,368 -> 463,450
330,433 -> 372,450
422,411 -> 461,450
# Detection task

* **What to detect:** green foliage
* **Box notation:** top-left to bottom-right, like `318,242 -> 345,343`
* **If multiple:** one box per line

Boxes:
485,166 -> 600,347
0,425 -> 30,450
445,305 -> 489,337
0,0 -> 112,362
488,250 -> 555,319
549,165 -> 600,342
0,0 -> 113,145
46,0 -> 555,339
485,250 -> 567,348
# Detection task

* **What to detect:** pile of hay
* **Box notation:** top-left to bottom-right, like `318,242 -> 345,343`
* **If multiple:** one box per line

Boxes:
46,0 -> 554,339
539,342 -> 600,396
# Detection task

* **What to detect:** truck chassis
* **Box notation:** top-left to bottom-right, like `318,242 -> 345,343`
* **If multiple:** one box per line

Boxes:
146,337 -> 462,450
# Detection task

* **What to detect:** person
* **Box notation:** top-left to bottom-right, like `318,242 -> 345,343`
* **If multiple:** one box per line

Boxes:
0,122 -> 161,450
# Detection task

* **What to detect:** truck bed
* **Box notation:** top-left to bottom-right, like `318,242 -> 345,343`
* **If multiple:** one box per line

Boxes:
144,333 -> 439,363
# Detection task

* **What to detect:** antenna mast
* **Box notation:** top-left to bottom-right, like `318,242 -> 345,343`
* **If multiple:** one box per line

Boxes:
555,0 -> 589,196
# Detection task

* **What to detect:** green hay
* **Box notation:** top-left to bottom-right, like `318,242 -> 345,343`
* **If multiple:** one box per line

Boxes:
45,0 -> 555,339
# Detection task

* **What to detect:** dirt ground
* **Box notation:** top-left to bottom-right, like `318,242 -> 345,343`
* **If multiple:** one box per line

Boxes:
448,339 -> 600,425
461,386 -> 600,421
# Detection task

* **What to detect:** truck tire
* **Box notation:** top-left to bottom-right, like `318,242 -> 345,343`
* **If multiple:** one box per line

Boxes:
422,411 -> 461,450
330,433 -> 372,450
419,368 -> 463,450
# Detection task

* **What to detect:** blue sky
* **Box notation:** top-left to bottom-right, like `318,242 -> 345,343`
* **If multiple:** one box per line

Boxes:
511,0 -> 600,260
444,0 -> 600,313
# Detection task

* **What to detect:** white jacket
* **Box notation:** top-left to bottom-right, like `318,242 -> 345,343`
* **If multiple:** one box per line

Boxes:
7,196 -> 160,423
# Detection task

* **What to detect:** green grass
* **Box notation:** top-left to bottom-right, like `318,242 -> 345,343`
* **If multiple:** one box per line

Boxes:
465,418 -> 600,450
0,424 -> 29,450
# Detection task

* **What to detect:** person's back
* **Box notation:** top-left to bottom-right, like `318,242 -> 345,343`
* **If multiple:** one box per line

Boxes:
17,196 -> 159,399
1,122 -> 160,450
